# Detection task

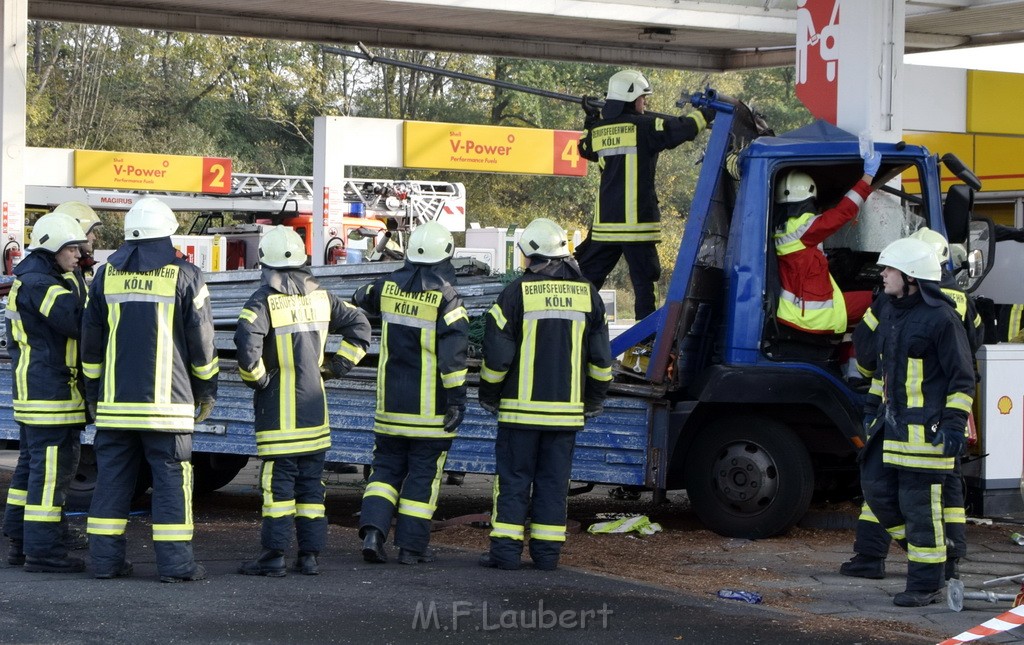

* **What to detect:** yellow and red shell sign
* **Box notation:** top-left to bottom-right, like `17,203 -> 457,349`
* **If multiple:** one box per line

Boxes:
74,150 -> 232,194
403,121 -> 587,177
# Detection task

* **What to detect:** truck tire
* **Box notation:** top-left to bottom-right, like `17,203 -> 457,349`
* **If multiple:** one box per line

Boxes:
684,416 -> 814,539
192,453 -> 249,494
66,445 -> 152,512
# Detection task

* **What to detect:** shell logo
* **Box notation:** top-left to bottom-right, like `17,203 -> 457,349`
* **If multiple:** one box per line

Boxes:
997,396 -> 1013,415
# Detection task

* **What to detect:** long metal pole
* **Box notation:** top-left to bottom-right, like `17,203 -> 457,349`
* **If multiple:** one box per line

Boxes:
322,43 -> 680,121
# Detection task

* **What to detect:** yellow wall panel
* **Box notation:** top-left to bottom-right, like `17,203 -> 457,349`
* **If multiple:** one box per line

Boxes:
967,71 -> 1024,136
902,132 -> 975,190
975,135 -> 1024,192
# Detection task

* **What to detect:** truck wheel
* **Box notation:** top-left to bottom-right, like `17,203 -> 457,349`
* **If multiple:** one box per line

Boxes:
684,416 -> 814,539
66,445 -> 152,512
192,453 -> 249,494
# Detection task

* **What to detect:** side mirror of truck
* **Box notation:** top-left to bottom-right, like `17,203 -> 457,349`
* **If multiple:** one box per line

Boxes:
943,184 -> 974,245
959,217 -> 995,293
941,153 -> 982,191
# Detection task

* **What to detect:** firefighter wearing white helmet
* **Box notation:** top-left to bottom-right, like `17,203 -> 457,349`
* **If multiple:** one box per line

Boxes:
577,69 -> 713,322
478,217 -> 613,571
53,201 -> 102,280
81,195 -> 217,582
853,235 -> 974,608
843,230 -> 983,585
235,225 -> 370,576
772,151 -> 882,335
2,211 -> 89,573
352,219 -> 468,565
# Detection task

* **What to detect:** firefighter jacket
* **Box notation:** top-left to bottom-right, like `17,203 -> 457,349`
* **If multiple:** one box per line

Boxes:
81,239 -> 219,432
859,289 -> 974,473
4,251 -> 87,426
998,303 -> 1024,342
773,180 -> 872,334
234,267 -> 371,457
578,108 -> 706,244
479,259 -> 614,431
352,261 -> 469,439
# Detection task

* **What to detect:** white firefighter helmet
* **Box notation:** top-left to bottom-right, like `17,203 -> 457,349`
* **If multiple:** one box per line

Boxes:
29,212 -> 87,254
258,225 -> 307,268
53,201 -> 101,235
877,237 -> 941,281
406,222 -> 454,265
606,70 -> 653,103
774,171 -> 817,203
909,227 -> 950,262
124,197 -> 178,240
519,218 -> 569,258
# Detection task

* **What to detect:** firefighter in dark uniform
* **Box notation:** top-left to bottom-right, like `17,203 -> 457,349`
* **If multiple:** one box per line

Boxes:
2,213 -> 88,572
858,237 -> 975,607
842,228 -> 982,582
355,221 -> 469,565
478,218 -> 613,571
82,197 -> 218,582
53,201 -> 102,282
235,226 -> 371,576
575,69 -> 712,322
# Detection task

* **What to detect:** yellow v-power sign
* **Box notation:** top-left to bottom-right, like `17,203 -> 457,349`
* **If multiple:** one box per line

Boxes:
403,121 -> 587,177
74,150 -> 233,194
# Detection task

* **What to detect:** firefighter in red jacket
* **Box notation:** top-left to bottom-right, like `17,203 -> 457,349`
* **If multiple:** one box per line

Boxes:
772,150 -> 882,334
355,221 -> 469,565
478,218 -> 613,571
2,212 -> 88,572
235,226 -> 371,576
82,197 -> 218,582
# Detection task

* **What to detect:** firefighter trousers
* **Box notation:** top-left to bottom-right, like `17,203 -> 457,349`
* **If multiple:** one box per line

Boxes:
2,425 -> 30,544
360,434 -> 451,553
489,427 -> 576,569
575,239 -> 661,320
860,428 -> 947,592
88,430 -> 197,578
258,453 -> 327,553
21,424 -> 81,558
853,459 -> 966,561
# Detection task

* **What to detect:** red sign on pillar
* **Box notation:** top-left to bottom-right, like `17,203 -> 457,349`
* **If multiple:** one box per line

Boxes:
795,0 -> 841,125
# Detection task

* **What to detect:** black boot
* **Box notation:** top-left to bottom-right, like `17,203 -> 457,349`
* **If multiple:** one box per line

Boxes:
7,539 -> 24,566
160,563 -> 207,583
23,555 -> 85,573
239,549 -> 287,577
94,560 -> 134,579
893,589 -> 942,607
398,547 -> 436,565
362,528 -> 387,564
292,551 -> 319,575
839,554 -> 886,580
478,552 -> 520,571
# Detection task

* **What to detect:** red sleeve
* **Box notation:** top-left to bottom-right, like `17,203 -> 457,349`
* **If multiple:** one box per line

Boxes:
801,180 -> 872,248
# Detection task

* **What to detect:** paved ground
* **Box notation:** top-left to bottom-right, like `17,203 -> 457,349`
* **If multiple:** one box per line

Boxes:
3,451 -> 1024,644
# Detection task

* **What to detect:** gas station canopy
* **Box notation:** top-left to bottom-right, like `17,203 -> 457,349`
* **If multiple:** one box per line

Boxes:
30,0 -> 1024,71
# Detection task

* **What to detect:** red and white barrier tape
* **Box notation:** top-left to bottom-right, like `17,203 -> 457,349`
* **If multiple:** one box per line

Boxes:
938,604 -> 1024,644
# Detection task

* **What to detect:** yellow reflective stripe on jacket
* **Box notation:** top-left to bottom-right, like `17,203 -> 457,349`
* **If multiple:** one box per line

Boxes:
83,361 -> 102,379
441,368 -> 467,388
398,497 -> 435,520
588,363 -> 613,382
946,391 -> 973,413
99,401 -> 193,416
490,520 -> 525,541
190,357 -> 219,380
39,284 -> 71,318
443,306 -> 469,326
487,303 -> 507,330
240,358 -> 267,383
5,487 -> 27,506
882,438 -> 955,470
905,358 -> 924,408
908,483 -> 945,564
296,503 -> 325,519
945,506 -> 966,523
87,517 -> 128,536
863,307 -> 879,331
336,340 -> 366,363
858,502 -> 879,524
774,212 -> 818,255
262,500 -> 297,518
24,446 -> 61,522
529,523 -> 567,542
239,308 -> 258,324
1010,304 -> 1024,340
869,378 -> 883,398
277,334 -> 296,429
364,480 -> 399,505
97,416 -> 195,431
193,284 -> 210,310
14,410 -> 87,425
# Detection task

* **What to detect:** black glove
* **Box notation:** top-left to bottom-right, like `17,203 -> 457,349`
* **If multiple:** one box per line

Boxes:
195,397 -> 216,423
931,424 -> 967,458
584,401 -> 604,419
698,107 -> 716,126
582,95 -> 601,119
479,398 -> 499,415
443,405 -> 465,433
323,355 -> 353,381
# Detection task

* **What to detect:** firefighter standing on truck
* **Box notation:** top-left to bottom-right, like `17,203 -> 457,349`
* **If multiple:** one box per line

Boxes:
858,237 -> 974,607
2,212 -> 88,573
575,69 -> 713,323
82,197 -> 218,582
842,227 -> 982,583
478,218 -> 613,571
354,221 -> 469,565
234,226 -> 370,577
